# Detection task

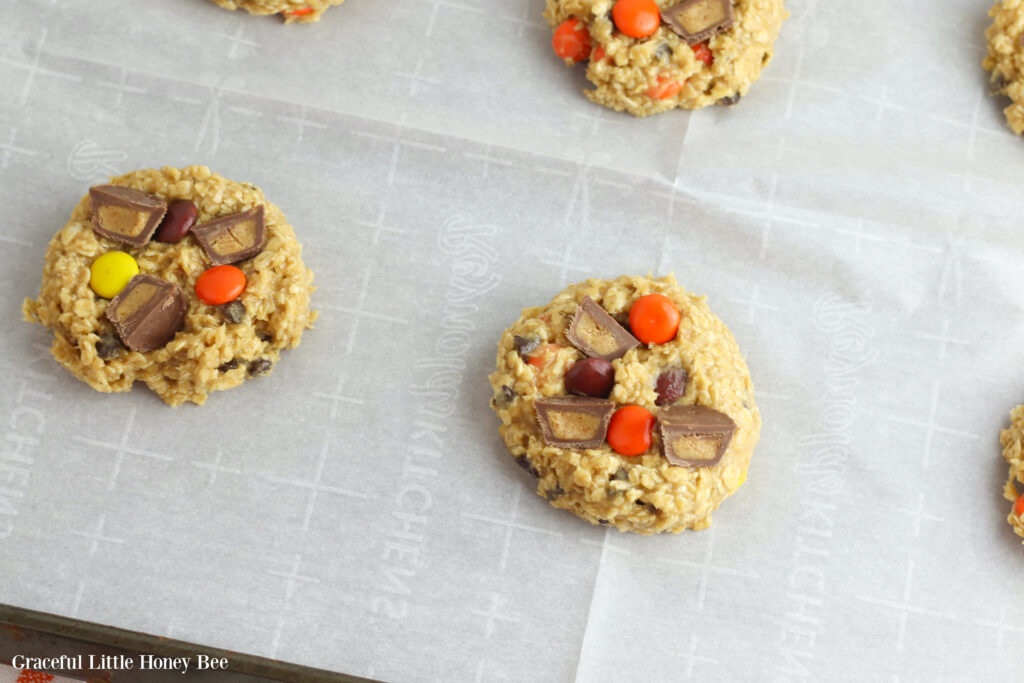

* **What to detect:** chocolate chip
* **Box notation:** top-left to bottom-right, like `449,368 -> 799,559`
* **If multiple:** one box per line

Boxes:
218,359 -> 239,373
991,72 -> 1009,95
247,358 -> 272,377
636,500 -> 658,514
502,385 -> 516,403
612,467 -> 629,481
598,519 -> 609,525
95,333 -> 124,360
257,331 -> 273,342
655,367 -> 688,405
221,300 -> 246,324
547,484 -> 565,500
513,335 -> 540,358
655,43 -> 673,61
515,456 -> 540,479
718,93 -> 741,106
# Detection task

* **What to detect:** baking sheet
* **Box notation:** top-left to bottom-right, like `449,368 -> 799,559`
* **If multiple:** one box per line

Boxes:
3,0 -> 1024,680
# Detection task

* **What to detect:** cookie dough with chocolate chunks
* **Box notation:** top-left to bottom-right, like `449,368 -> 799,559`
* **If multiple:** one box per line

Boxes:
208,0 -> 345,23
983,0 -> 1024,134
545,0 -> 787,116
489,275 -> 760,534
23,166 -> 316,406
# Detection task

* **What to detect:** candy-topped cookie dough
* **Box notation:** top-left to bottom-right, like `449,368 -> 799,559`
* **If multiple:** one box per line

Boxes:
22,166 -> 316,406
546,0 -> 787,116
489,275 -> 760,534
983,0 -> 1024,134
1000,405 -> 1024,540
208,0 -> 344,23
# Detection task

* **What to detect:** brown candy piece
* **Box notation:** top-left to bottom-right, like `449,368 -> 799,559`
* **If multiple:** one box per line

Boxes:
535,397 -> 615,449
193,205 -> 266,265
89,185 -> 167,247
661,0 -> 735,46
103,274 -> 186,353
566,296 -> 639,362
658,405 -> 736,467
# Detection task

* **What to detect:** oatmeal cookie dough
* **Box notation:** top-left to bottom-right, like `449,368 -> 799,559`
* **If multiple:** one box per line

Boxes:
984,1 -> 1024,134
488,275 -> 760,534
22,166 -> 316,407
1000,405 -> 1024,539
545,0 -> 786,116
208,0 -> 344,23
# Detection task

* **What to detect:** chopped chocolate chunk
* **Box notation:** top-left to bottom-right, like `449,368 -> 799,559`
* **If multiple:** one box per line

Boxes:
535,396 -> 615,449
546,483 -> 565,500
515,455 -> 540,478
193,205 -> 266,265
566,296 -> 639,362
103,274 -> 186,353
718,93 -> 742,106
218,359 -> 240,373
598,519 -> 610,525
655,367 -> 688,405
661,0 -> 735,46
612,467 -> 629,482
95,332 -> 124,360
221,300 -> 246,324
247,358 -> 272,377
89,185 -> 167,247
513,334 -> 540,358
658,405 -> 736,467
502,385 -> 516,403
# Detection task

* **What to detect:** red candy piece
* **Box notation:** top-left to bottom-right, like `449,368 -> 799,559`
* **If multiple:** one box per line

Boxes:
1015,495 -> 1024,517
195,265 -> 246,306
553,18 -> 592,63
284,7 -> 314,16
607,405 -> 655,456
155,199 -> 198,243
629,293 -> 681,345
692,41 -> 714,65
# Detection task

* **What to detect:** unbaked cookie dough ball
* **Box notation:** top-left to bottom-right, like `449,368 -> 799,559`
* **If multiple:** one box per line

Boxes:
488,275 -> 760,534
208,0 -> 345,23
1000,405 -> 1024,539
22,166 -> 316,406
984,0 -> 1024,134
545,0 -> 787,116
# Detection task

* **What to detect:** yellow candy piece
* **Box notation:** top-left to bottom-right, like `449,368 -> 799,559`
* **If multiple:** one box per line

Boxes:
90,251 -> 139,299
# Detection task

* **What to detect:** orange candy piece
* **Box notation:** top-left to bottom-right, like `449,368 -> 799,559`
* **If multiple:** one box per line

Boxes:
284,7 -> 314,16
553,18 -> 593,63
629,293 -> 681,344
195,265 -> 246,306
692,41 -> 714,65
607,405 -> 656,456
612,0 -> 661,39
646,76 -> 683,100
527,343 -> 563,368
1015,495 -> 1024,517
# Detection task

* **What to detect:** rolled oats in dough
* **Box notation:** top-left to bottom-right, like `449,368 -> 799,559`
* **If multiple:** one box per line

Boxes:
1000,405 -> 1024,539
22,166 -> 316,407
984,0 -> 1024,134
208,0 -> 344,23
545,0 -> 787,116
488,275 -> 761,534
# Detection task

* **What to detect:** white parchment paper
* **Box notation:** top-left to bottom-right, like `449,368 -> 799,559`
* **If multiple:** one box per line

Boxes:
3,0 -> 1024,680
